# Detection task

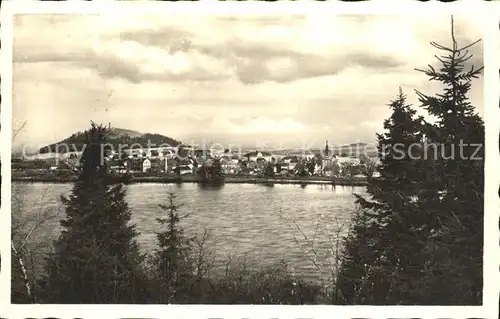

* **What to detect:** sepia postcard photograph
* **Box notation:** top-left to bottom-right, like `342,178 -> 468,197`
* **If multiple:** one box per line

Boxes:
1,2 -> 499,319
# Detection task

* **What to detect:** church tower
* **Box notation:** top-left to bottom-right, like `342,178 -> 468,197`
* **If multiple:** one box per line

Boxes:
324,140 -> 330,158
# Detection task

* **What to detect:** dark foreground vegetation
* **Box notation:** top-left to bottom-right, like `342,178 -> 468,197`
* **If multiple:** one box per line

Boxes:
12,21 -> 483,305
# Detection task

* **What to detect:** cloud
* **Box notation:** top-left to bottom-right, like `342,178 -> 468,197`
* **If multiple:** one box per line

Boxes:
234,51 -> 402,84
89,39 -> 233,83
14,37 -> 232,84
109,18 -> 405,85
14,14 -> 408,85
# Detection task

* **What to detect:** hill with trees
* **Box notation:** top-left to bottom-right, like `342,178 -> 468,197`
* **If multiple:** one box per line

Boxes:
38,127 -> 182,154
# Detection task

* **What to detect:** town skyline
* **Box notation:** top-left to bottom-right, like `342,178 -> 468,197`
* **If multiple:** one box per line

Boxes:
13,14 -> 484,151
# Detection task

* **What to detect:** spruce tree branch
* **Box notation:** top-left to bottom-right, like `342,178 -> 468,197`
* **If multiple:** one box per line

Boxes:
457,39 -> 481,52
434,55 -> 445,64
450,211 -> 464,229
430,41 -> 453,52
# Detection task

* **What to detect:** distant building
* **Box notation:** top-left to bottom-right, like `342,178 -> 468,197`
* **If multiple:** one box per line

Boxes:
176,165 -> 193,175
245,151 -> 272,162
304,154 -> 316,160
220,158 -> 241,175
335,156 -> 361,166
323,158 -> 341,177
142,158 -> 151,173
126,148 -> 145,159
281,155 -> 299,164
231,155 -> 240,164
211,148 -> 225,158
314,163 -> 322,175
110,164 -> 127,174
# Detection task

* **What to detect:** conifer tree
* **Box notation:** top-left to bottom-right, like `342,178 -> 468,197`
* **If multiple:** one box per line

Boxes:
338,89 -> 424,304
264,162 -> 275,177
197,159 -> 224,185
358,88 -> 424,212
39,123 -> 147,303
155,191 -> 193,303
209,158 -> 224,184
413,17 -> 484,304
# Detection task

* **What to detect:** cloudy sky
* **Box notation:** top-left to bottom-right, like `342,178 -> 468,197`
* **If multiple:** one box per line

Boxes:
13,14 -> 483,151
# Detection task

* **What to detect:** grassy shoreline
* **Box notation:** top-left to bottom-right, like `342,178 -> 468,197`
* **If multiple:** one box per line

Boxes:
12,170 -> 368,186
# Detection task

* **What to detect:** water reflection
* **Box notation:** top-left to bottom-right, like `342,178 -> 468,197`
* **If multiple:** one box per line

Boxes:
197,183 -> 225,191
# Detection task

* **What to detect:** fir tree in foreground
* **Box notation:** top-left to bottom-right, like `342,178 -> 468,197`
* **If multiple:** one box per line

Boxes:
338,17 -> 484,305
413,17 -> 484,304
155,191 -> 194,303
39,123 -> 148,303
337,89 -> 425,304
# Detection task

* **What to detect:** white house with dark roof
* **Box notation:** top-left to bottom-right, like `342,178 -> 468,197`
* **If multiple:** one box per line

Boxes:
142,158 -> 151,173
220,157 -> 241,175
245,151 -> 272,162
334,155 -> 361,166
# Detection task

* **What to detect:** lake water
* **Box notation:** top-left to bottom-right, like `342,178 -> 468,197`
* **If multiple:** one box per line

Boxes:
12,182 -> 365,283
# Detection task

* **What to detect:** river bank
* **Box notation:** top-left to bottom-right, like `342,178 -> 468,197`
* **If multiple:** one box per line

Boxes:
12,170 -> 368,186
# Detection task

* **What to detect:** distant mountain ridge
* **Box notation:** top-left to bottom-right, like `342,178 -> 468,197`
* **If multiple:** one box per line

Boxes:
39,127 -> 182,154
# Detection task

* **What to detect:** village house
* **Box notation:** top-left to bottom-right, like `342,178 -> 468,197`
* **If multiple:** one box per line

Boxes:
334,155 -> 361,166
220,157 -> 241,175
314,163 -> 322,175
109,160 -> 127,174
372,171 -> 381,178
123,158 -> 143,172
281,155 -> 300,164
245,151 -> 272,162
156,147 -> 177,159
209,148 -> 225,158
220,154 -> 239,164
177,165 -> 193,175
142,158 -> 152,173
126,148 -> 146,159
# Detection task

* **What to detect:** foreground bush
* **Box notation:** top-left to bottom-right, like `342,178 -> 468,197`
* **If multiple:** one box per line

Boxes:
142,254 -> 322,304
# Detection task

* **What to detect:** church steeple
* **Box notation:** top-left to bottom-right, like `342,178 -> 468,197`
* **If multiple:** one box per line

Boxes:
325,140 -> 329,157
